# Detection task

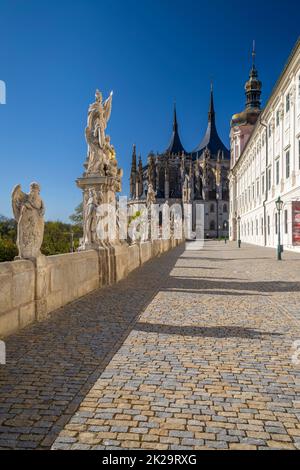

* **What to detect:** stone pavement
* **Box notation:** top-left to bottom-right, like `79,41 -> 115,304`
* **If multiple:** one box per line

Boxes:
1,242 -> 300,450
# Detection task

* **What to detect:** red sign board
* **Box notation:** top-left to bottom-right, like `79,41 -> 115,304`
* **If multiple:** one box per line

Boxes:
292,201 -> 300,245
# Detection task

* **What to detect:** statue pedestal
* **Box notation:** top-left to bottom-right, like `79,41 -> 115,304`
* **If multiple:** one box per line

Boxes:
76,173 -> 122,250
77,174 -> 120,203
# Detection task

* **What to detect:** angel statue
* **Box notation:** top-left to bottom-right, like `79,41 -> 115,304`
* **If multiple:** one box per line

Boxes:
85,89 -> 113,175
12,182 -> 45,259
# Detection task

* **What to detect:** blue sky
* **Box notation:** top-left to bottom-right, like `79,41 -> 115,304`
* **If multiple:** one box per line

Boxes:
0,0 -> 299,221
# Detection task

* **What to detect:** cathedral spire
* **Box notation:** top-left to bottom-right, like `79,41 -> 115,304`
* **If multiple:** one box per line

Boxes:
173,103 -> 178,131
208,81 -> 215,123
193,85 -> 229,160
165,104 -> 186,155
130,144 -> 137,198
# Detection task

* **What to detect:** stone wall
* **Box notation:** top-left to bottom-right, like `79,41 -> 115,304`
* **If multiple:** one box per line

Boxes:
0,239 -> 183,337
0,260 -> 36,336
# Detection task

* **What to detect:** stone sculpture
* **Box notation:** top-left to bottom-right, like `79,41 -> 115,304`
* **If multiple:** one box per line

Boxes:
85,90 -> 117,176
82,188 -> 101,248
182,173 -> 191,203
146,183 -> 156,207
11,182 -> 45,259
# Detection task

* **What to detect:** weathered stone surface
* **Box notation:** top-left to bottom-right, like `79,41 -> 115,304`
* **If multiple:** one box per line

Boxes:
0,239 -> 182,337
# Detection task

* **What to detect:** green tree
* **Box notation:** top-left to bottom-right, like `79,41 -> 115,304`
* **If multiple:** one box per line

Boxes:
69,202 -> 83,226
0,238 -> 18,262
42,221 -> 81,256
0,216 -> 18,261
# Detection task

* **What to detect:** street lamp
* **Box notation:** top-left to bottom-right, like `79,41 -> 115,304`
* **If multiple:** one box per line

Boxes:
237,216 -> 241,248
216,193 -> 219,239
275,196 -> 283,261
224,221 -> 228,244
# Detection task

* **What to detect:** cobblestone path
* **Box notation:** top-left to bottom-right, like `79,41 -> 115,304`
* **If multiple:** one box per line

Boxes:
1,242 -> 300,450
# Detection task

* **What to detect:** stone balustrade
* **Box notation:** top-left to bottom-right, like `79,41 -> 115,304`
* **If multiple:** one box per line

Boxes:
0,238 -> 182,337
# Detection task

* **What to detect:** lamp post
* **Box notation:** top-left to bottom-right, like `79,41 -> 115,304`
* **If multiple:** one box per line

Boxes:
275,196 -> 283,261
224,221 -> 228,244
216,193 -> 219,239
237,216 -> 241,248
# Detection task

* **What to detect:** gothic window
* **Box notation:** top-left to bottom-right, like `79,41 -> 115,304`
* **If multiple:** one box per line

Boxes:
158,167 -> 165,197
210,220 -> 215,230
169,166 -> 177,197
210,204 -> 215,213
223,204 -> 227,213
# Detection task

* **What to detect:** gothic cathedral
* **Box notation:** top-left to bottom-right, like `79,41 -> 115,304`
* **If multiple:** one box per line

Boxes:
129,88 -> 230,238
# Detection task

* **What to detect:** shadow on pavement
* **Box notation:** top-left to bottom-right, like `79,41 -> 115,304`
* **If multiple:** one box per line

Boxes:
0,246 -> 184,450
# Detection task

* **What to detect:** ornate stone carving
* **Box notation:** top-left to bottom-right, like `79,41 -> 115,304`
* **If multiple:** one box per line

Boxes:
84,90 -> 121,188
182,173 -> 191,203
146,183 -> 156,207
12,182 -> 45,260
77,89 -> 123,250
82,188 -> 102,248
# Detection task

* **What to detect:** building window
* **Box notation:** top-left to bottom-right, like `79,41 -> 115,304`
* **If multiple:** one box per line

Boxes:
223,204 -> 227,213
210,220 -> 215,230
262,174 -> 265,194
268,167 -> 271,191
257,180 -> 259,197
223,220 -> 228,230
276,159 -> 280,185
284,210 -> 288,234
275,213 -> 278,235
267,215 -> 270,236
251,221 -> 253,236
276,110 -> 280,127
261,218 -> 264,235
286,93 -> 290,113
268,124 -> 272,137
286,150 -> 290,179
210,204 -> 215,213
256,219 -> 258,236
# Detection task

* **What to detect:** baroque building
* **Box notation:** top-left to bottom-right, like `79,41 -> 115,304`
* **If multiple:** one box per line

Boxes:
229,38 -> 300,251
130,88 -> 230,238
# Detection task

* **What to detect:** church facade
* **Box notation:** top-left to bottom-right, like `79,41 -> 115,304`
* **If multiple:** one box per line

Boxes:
129,89 -> 230,238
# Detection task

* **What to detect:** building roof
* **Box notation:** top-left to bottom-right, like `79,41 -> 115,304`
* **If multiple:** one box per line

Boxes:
165,105 -> 187,155
192,88 -> 230,160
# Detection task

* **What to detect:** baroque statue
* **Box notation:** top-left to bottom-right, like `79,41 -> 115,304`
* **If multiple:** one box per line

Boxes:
85,89 -> 115,175
81,188 -> 102,248
12,182 -> 45,259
